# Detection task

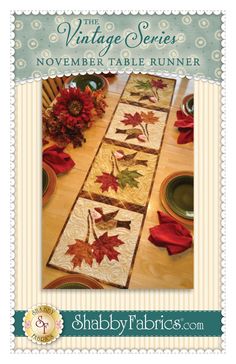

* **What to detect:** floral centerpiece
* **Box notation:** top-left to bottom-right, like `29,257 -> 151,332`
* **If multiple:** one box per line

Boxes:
43,86 -> 107,147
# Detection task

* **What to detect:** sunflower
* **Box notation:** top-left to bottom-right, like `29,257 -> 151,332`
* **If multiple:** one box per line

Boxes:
43,84 -> 107,148
53,87 -> 94,129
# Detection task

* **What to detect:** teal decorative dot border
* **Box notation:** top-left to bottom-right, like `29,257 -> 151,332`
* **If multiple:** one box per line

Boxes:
11,10 -> 225,84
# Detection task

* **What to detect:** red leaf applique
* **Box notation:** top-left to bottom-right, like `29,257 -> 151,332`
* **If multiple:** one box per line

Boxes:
151,79 -> 167,90
121,112 -> 142,127
66,239 -> 93,268
95,172 -> 119,192
92,232 -> 124,264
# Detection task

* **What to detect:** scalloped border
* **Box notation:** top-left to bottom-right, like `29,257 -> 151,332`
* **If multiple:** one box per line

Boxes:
9,10 -> 226,354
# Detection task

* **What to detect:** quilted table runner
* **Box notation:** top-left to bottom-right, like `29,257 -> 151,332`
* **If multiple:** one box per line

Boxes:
48,74 -> 176,288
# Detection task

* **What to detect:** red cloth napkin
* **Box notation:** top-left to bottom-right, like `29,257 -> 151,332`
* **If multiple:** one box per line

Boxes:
174,110 -> 194,144
149,211 -> 193,255
43,145 -> 75,175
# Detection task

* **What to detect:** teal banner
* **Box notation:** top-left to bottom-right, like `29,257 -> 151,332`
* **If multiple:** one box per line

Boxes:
13,12 -> 223,82
14,310 -> 222,337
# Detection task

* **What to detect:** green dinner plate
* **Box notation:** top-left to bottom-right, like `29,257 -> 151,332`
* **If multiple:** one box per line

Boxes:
182,94 -> 194,116
186,96 -> 194,116
68,74 -> 106,92
45,273 -> 103,289
42,168 -> 49,195
165,175 -> 194,220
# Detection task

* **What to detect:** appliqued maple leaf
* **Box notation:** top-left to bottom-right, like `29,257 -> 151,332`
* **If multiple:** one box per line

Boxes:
117,168 -> 142,189
121,112 -> 142,126
140,111 -> 160,124
95,172 -> 119,192
151,79 -> 167,90
92,232 -> 124,264
66,239 -> 93,268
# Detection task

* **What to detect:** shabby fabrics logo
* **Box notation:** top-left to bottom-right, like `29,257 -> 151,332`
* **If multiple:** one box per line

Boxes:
23,304 -> 63,344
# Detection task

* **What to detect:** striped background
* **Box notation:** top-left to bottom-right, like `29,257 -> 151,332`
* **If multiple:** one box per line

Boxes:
14,79 -> 222,350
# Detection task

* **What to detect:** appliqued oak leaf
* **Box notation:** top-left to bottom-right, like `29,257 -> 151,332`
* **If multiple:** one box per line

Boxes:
121,112 -> 142,126
117,168 -> 143,189
91,232 -> 124,264
96,172 -> 119,192
66,239 -> 93,268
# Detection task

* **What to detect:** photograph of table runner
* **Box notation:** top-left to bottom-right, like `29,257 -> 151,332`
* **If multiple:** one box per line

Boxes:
47,74 -> 176,288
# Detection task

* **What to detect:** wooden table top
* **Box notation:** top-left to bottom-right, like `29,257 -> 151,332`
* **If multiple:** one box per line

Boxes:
42,74 -> 193,290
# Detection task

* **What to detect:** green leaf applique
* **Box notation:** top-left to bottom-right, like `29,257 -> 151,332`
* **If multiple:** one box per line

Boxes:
135,79 -> 152,90
117,168 -> 143,189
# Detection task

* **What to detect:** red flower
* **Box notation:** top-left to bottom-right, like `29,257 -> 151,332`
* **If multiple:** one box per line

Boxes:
53,88 -> 94,129
85,86 -> 108,118
43,84 -> 107,148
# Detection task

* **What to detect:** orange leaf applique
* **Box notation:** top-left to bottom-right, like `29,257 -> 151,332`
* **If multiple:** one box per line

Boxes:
140,111 -> 160,124
66,239 -> 93,268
